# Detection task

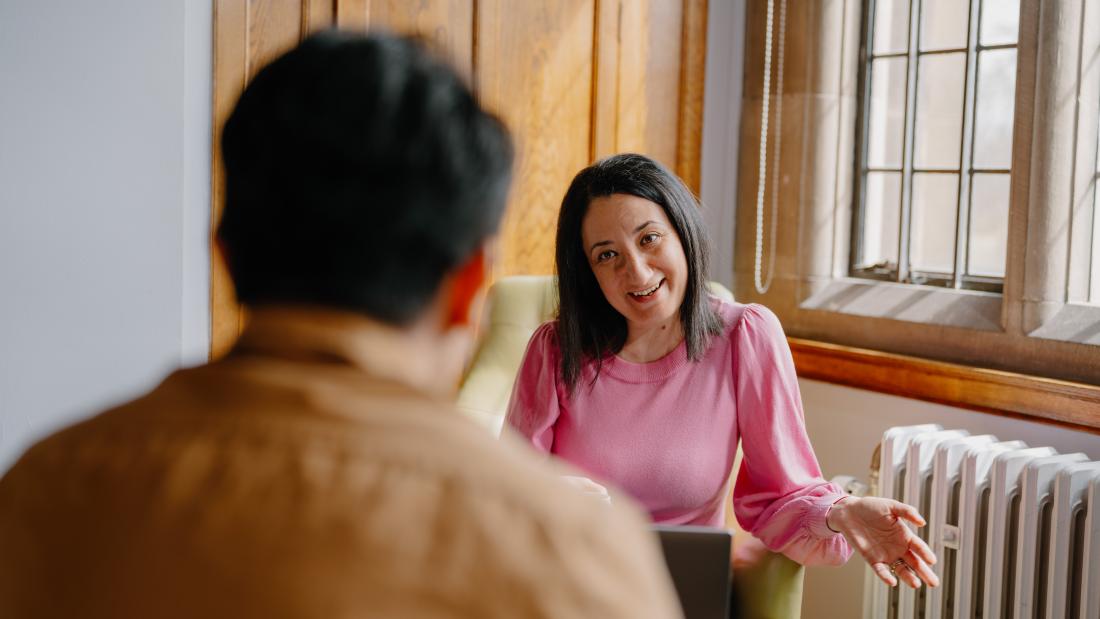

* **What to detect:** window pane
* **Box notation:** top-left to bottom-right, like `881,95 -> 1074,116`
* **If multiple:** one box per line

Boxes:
859,171 -> 902,269
920,0 -> 970,51
910,172 -> 959,274
915,53 -> 966,169
967,173 -> 1010,277
867,58 -> 907,168
873,0 -> 910,54
973,49 -> 1017,169
980,0 -> 1019,46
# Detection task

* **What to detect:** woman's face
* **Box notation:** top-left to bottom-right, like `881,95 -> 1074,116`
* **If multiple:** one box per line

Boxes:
580,193 -> 688,332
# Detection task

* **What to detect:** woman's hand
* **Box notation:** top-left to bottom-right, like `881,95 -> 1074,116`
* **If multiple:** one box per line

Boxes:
826,496 -> 939,588
561,475 -> 612,504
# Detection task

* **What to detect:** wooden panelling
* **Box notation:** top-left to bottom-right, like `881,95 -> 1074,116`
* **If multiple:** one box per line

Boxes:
211,0 -> 249,359
303,0 -> 335,35
477,0 -> 596,277
676,0 -> 707,194
368,1 -> 475,80
591,0 -> 620,161
789,337 -> 1100,433
247,1 -> 305,80
210,0 -> 709,356
615,0 -> 683,169
335,0 -> 368,30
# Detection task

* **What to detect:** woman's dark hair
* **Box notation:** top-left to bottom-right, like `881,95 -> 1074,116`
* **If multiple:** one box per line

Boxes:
218,31 -> 513,325
555,153 -> 724,390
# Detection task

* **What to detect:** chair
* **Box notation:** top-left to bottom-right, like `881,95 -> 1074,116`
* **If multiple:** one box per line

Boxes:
457,275 -> 805,619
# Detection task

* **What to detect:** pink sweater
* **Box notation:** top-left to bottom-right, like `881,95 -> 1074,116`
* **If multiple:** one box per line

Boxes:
504,300 -> 853,566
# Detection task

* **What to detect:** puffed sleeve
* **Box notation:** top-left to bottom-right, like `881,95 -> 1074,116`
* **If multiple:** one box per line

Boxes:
503,322 -> 563,453
731,305 -> 853,566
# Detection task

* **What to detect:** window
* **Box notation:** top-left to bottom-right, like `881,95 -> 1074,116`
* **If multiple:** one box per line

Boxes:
732,0 -> 1100,389
853,0 -> 1019,292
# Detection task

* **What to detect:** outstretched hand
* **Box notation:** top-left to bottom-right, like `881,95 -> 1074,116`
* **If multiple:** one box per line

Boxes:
826,496 -> 939,588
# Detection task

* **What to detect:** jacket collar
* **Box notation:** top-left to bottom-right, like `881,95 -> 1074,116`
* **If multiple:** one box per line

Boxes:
230,306 -> 454,400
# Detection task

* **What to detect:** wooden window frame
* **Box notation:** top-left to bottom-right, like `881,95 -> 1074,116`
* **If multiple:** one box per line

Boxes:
789,337 -> 1100,433
734,0 -> 1100,428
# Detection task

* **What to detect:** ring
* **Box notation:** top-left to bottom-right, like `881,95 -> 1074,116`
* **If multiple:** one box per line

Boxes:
888,558 -> 907,575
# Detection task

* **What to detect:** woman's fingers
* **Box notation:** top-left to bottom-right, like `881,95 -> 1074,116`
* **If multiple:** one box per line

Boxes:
904,550 -> 939,588
896,560 -> 923,588
892,501 -> 927,527
909,534 -> 937,565
872,562 -> 898,587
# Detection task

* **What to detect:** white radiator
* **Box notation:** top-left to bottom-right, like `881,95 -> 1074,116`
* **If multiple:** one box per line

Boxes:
861,424 -> 1100,619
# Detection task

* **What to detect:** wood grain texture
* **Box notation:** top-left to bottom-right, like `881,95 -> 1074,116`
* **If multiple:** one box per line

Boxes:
303,0 -> 336,34
614,0 -> 683,169
477,0 -> 596,276
789,337 -> 1100,432
591,0 -> 620,161
211,0 -> 250,359
335,0 -> 369,30
247,0 -> 304,81
369,0 -> 475,81
676,0 -> 707,195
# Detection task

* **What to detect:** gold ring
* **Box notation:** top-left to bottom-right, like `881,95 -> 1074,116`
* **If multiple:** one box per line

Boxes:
888,558 -> 907,575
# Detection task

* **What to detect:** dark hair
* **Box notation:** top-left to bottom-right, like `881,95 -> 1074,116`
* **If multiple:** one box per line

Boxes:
555,153 -> 724,390
218,31 -> 513,325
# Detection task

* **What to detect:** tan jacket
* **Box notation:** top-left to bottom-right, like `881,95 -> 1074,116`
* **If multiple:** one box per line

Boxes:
0,313 -> 682,619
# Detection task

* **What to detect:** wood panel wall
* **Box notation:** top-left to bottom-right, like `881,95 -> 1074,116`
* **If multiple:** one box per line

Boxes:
210,0 -> 708,357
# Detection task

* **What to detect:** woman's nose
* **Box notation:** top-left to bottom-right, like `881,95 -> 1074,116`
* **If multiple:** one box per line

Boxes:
619,249 -> 651,282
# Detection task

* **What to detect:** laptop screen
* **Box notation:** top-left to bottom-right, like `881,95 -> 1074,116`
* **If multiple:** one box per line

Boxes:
653,525 -> 733,619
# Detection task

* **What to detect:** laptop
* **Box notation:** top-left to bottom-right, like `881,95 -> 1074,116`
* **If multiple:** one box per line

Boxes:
652,525 -> 733,619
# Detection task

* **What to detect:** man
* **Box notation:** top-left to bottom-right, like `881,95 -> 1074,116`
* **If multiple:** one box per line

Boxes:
0,32 -> 681,618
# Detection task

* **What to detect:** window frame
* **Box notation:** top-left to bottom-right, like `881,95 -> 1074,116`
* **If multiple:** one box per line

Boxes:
850,0 -> 1017,293
732,0 -> 1100,393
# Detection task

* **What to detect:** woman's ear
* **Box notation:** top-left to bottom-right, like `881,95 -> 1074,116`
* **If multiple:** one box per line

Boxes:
445,245 -> 490,328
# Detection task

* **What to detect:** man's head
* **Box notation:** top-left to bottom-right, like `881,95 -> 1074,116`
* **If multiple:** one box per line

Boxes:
218,31 -> 513,326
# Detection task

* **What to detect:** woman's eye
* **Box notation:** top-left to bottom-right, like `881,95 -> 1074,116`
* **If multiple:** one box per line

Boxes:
641,232 -> 660,245
596,250 -> 616,263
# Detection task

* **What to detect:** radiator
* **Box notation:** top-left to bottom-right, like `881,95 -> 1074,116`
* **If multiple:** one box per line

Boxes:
861,424 -> 1100,619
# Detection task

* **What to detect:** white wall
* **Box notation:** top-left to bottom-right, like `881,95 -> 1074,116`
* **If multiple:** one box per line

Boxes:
0,1 -> 212,473
798,379 -> 1100,619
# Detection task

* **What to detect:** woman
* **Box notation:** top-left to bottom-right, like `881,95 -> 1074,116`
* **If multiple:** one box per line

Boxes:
504,154 -> 937,587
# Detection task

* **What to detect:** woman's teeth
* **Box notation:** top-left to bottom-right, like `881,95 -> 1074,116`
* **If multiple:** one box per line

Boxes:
629,281 -> 662,297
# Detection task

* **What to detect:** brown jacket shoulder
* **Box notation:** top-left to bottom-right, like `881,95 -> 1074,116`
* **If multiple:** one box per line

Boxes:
0,356 -> 682,619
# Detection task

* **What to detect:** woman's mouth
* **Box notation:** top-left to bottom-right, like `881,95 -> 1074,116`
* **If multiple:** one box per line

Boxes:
628,279 -> 664,299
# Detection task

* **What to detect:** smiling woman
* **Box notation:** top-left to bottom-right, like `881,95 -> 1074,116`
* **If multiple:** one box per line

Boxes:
581,194 -> 690,364
503,153 -> 941,590
554,154 -> 723,388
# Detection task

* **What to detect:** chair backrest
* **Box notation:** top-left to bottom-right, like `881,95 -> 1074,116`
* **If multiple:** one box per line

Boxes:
456,274 -> 733,434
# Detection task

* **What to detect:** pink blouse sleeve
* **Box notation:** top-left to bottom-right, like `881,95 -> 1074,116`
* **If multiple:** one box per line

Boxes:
503,322 -> 561,453
731,305 -> 853,566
